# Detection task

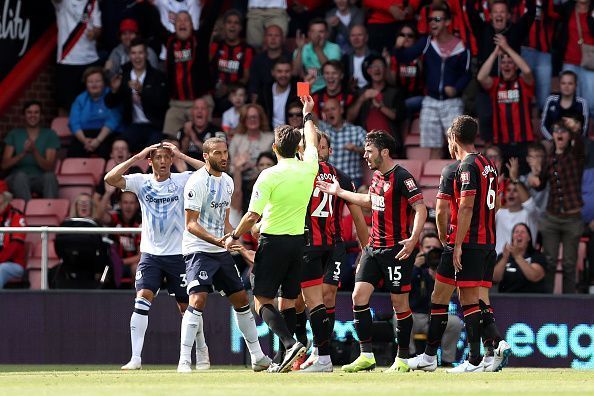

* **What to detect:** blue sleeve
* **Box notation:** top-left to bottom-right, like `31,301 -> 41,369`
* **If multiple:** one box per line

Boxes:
393,36 -> 429,63
453,50 -> 471,94
68,95 -> 84,133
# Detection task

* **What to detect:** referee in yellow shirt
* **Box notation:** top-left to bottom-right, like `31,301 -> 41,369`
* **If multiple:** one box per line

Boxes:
224,96 -> 318,373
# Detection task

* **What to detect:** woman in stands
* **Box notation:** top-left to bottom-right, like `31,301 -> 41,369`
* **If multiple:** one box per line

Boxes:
68,67 -> 122,159
493,223 -> 547,293
69,192 -> 102,224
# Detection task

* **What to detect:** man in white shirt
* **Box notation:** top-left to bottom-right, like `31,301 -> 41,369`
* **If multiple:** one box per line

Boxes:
53,0 -> 102,112
495,159 -> 539,255
104,141 -> 204,370
177,138 -> 271,373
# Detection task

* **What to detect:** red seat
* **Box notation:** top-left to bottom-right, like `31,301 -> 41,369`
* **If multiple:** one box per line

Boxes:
59,186 -> 94,202
28,240 -> 60,270
25,198 -> 70,226
11,199 -> 26,212
405,147 -> 431,161
105,158 -> 149,173
408,117 -> 420,135
422,187 -> 439,209
404,134 -> 420,146
421,160 -> 456,188
397,159 -> 423,181
50,117 -> 72,139
58,157 -> 105,186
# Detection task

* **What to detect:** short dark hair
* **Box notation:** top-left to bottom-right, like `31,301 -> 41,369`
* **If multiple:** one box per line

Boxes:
491,0 -> 510,11
365,130 -> 398,157
82,66 -> 105,84
560,69 -> 578,83
421,232 -> 440,244
22,100 -> 42,113
223,9 -> 243,24
430,3 -> 451,19
203,137 -> 227,154
227,82 -> 246,95
308,17 -> 328,30
149,142 -> 173,159
273,56 -> 292,68
527,141 -> 546,154
129,37 -> 147,50
322,60 -> 344,74
257,151 -> 277,165
318,131 -> 331,148
274,125 -> 302,158
450,115 -> 478,145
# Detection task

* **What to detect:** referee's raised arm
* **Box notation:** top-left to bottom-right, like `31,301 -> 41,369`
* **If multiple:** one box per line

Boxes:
301,95 -> 318,151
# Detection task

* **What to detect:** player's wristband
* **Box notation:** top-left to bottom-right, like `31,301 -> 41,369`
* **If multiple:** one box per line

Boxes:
303,113 -> 314,123
231,231 -> 240,240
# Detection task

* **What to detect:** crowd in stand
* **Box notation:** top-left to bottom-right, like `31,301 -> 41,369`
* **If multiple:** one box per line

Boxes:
0,0 -> 593,296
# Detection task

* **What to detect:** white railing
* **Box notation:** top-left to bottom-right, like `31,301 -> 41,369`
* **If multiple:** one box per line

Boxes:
0,226 -> 141,290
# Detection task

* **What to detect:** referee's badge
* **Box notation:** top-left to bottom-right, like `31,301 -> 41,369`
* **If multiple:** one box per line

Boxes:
404,178 -> 416,192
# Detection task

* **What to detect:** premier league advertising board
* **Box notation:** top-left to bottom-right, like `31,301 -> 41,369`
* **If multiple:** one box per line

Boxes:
0,291 -> 592,368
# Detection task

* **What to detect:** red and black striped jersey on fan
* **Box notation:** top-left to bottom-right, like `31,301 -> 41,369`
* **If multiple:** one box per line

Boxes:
306,161 -> 340,247
209,41 -> 254,85
452,153 -> 498,249
166,35 -> 197,101
332,167 -> 356,244
436,160 -> 461,245
369,165 -> 424,249
489,77 -> 535,144
110,212 -> 141,259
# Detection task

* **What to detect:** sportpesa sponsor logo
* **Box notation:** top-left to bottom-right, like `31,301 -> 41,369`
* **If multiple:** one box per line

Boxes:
144,195 -> 180,204
211,201 -> 230,209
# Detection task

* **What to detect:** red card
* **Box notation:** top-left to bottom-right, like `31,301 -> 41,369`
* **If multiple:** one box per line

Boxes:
297,82 -> 310,97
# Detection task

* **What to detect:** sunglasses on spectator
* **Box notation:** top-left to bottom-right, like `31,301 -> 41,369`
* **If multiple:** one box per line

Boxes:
553,126 -> 570,133
288,112 -> 302,117
399,32 -> 415,38
428,16 -> 445,22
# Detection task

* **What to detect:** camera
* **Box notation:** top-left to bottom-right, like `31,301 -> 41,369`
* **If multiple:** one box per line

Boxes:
424,247 -> 443,270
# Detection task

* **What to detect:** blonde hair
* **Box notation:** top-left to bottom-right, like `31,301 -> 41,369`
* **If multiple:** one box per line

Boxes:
70,193 -> 98,219
237,103 -> 271,134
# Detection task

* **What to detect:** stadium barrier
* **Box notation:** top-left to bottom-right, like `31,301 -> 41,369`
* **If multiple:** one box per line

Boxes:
0,290 -> 592,368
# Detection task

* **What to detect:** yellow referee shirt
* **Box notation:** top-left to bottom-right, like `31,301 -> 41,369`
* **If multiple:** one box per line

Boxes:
248,146 -> 318,235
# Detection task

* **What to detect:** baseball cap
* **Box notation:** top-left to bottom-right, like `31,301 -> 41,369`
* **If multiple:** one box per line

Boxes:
120,18 -> 139,34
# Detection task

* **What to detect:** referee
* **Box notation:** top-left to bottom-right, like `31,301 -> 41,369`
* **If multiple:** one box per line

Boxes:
224,96 -> 318,373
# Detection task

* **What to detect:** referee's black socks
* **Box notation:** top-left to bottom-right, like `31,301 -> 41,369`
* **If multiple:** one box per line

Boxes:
353,304 -> 373,353
259,304 -> 296,350
310,304 -> 331,355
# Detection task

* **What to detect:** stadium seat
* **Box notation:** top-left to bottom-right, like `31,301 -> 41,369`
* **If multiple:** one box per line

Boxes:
11,199 -> 26,212
408,117 -> 420,135
105,158 -> 150,173
397,159 -> 423,181
420,160 -> 456,188
423,187 -> 439,209
28,240 -> 61,270
405,147 -> 431,161
58,158 -> 105,186
50,117 -> 72,139
28,270 -> 42,290
404,134 -> 420,146
25,198 -> 70,226
59,186 -> 94,202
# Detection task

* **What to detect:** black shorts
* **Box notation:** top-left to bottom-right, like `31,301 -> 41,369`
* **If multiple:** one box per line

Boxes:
135,253 -> 189,303
184,251 -> 245,296
323,242 -> 346,287
302,247 -> 334,288
355,245 -> 414,294
481,249 -> 497,288
435,246 -> 495,288
252,234 -> 305,300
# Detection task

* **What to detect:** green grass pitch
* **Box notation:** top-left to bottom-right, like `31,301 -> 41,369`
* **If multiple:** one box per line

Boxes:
1,366 -> 593,396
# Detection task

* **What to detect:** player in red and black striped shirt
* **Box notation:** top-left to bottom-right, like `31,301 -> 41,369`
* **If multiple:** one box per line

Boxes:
317,130 -> 427,372
478,35 -> 534,172
209,10 -> 254,97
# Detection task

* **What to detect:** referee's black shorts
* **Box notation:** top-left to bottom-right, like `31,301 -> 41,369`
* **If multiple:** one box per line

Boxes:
252,233 -> 305,299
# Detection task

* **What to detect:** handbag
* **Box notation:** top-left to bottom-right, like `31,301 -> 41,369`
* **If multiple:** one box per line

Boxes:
575,9 -> 594,70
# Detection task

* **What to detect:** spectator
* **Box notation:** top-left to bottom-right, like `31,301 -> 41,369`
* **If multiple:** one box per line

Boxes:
520,142 -> 549,217
493,223 -> 547,293
257,57 -> 298,129
342,25 -> 376,91
536,116 -> 586,293
347,54 -> 406,146
541,70 -> 589,140
484,145 -> 508,203
222,84 -> 248,136
408,233 -> 464,365
150,0 -> 202,34
2,101 -> 59,201
68,66 -> 122,159
162,2 -> 222,137
286,101 -> 304,129
231,151 -> 277,221
210,10 -> 254,112
108,191 -> 142,283
554,0 -> 594,118
318,98 -> 367,187
477,35 -> 535,173
248,25 -> 291,102
466,0 -> 535,142
363,0 -> 417,53
178,98 -> 226,161
582,137 -> 594,288
104,18 -> 159,80
95,138 -> 143,215
394,5 -> 470,159
70,192 -> 101,222
388,24 -> 424,117
325,0 -> 365,55
106,38 -> 168,154
495,158 -> 539,255
229,104 -> 274,182
293,18 -> 342,94
520,0 -> 559,110
417,0 -> 455,36
312,60 -> 354,117
0,182 -> 27,289
53,0 -> 102,113
245,0 -> 289,50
